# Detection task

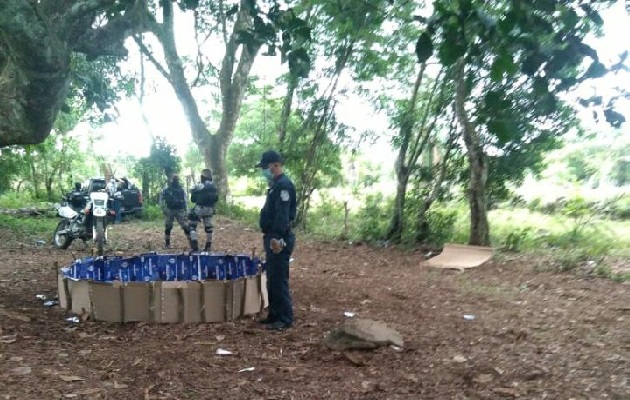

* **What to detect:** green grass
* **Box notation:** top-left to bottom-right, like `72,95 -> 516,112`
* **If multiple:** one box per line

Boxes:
0,214 -> 58,238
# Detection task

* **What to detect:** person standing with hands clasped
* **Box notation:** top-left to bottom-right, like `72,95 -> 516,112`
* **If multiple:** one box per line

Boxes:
257,150 -> 296,331
189,168 -> 219,252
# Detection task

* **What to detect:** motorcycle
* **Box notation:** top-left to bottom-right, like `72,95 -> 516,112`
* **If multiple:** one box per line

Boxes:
53,190 -> 120,256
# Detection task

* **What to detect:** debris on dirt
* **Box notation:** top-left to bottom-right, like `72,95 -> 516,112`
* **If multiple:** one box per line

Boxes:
324,319 -> 403,351
453,355 -> 467,363
59,375 -> 85,382
238,367 -> 255,373
43,300 -> 58,307
0,307 -> 31,322
216,348 -> 233,355
472,373 -> 494,384
65,316 -> 80,323
343,311 -> 356,318
216,335 -> 226,341
342,352 -> 368,366
463,314 -> 476,321
0,335 -> 18,344
10,366 -> 32,375
36,294 -> 47,300
492,387 -> 521,397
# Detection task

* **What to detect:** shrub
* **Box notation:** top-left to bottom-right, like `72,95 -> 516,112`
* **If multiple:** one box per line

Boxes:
354,194 -> 391,242
141,204 -> 163,221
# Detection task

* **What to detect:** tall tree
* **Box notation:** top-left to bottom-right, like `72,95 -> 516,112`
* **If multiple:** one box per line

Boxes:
415,0 -> 618,245
136,0 -> 310,197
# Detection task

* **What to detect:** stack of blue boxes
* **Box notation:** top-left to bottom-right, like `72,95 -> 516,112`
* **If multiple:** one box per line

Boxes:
63,253 -> 264,282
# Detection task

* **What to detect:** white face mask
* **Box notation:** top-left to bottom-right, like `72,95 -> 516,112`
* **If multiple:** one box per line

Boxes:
262,168 -> 274,181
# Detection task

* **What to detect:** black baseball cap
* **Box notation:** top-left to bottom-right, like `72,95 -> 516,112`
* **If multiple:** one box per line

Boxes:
256,150 -> 283,168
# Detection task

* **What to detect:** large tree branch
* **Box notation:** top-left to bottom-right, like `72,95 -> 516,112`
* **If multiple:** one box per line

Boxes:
133,35 -> 173,85
64,0 -> 116,25
71,0 -> 148,60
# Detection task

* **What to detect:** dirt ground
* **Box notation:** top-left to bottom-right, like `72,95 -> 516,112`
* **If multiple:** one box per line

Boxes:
0,217 -> 628,400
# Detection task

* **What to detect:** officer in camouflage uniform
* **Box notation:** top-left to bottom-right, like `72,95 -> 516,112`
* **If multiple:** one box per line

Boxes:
160,174 -> 190,249
256,150 -> 297,331
189,168 -> 219,252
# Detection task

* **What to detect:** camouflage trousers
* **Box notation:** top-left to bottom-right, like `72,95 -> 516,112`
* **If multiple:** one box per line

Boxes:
189,205 -> 214,251
164,209 -> 190,245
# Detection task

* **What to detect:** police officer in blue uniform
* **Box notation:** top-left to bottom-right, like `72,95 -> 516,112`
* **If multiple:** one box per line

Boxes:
257,150 -> 296,331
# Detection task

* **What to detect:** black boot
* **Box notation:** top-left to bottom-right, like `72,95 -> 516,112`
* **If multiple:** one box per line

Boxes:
203,241 -> 212,252
164,237 -> 171,249
190,239 -> 199,252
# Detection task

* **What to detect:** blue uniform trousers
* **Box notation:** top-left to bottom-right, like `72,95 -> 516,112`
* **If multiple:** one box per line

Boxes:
263,233 -> 295,325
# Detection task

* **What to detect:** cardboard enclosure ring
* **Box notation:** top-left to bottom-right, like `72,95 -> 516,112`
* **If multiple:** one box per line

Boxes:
57,253 -> 269,323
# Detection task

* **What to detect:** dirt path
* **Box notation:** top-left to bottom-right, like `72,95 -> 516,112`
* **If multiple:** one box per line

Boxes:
0,217 -> 628,399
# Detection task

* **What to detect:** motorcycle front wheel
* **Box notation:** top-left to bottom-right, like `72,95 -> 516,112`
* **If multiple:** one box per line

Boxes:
94,217 -> 105,256
53,220 -> 73,249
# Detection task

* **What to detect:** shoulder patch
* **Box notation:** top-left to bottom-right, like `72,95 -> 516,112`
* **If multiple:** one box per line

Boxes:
280,190 -> 290,201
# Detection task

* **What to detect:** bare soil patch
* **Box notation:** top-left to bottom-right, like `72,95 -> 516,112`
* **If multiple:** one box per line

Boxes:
0,217 -> 628,399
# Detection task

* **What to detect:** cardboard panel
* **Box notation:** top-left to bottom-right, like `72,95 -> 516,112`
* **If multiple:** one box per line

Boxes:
90,282 -> 122,322
243,276 -> 262,315
202,281 -> 226,322
154,282 -> 187,323
182,282 -> 202,323
230,278 -> 245,320
57,274 -> 70,310
124,283 -> 152,322
69,280 -> 91,315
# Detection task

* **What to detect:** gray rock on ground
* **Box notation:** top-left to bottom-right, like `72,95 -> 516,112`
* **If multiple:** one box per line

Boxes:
324,319 -> 404,351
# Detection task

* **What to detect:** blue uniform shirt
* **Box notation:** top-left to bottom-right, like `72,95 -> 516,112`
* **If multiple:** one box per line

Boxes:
260,174 -> 296,238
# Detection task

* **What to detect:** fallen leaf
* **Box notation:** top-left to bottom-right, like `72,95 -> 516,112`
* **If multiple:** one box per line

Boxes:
11,366 -> 32,375
60,375 -> 85,382
343,352 -> 366,366
75,388 -> 101,395
78,350 -> 92,356
453,355 -> 467,363
494,367 -> 505,375
132,357 -> 142,366
64,394 -> 78,399
216,335 -> 226,341
473,374 -> 494,384
0,335 -> 17,344
114,381 -> 128,389
492,387 -> 520,397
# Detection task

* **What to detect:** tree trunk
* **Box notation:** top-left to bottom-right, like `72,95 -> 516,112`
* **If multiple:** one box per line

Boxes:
386,64 -> 426,241
0,0 -> 148,147
416,136 -> 456,243
454,59 -> 490,246
387,172 -> 410,242
45,177 -> 54,202
278,75 -> 297,147
142,0 -> 260,198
